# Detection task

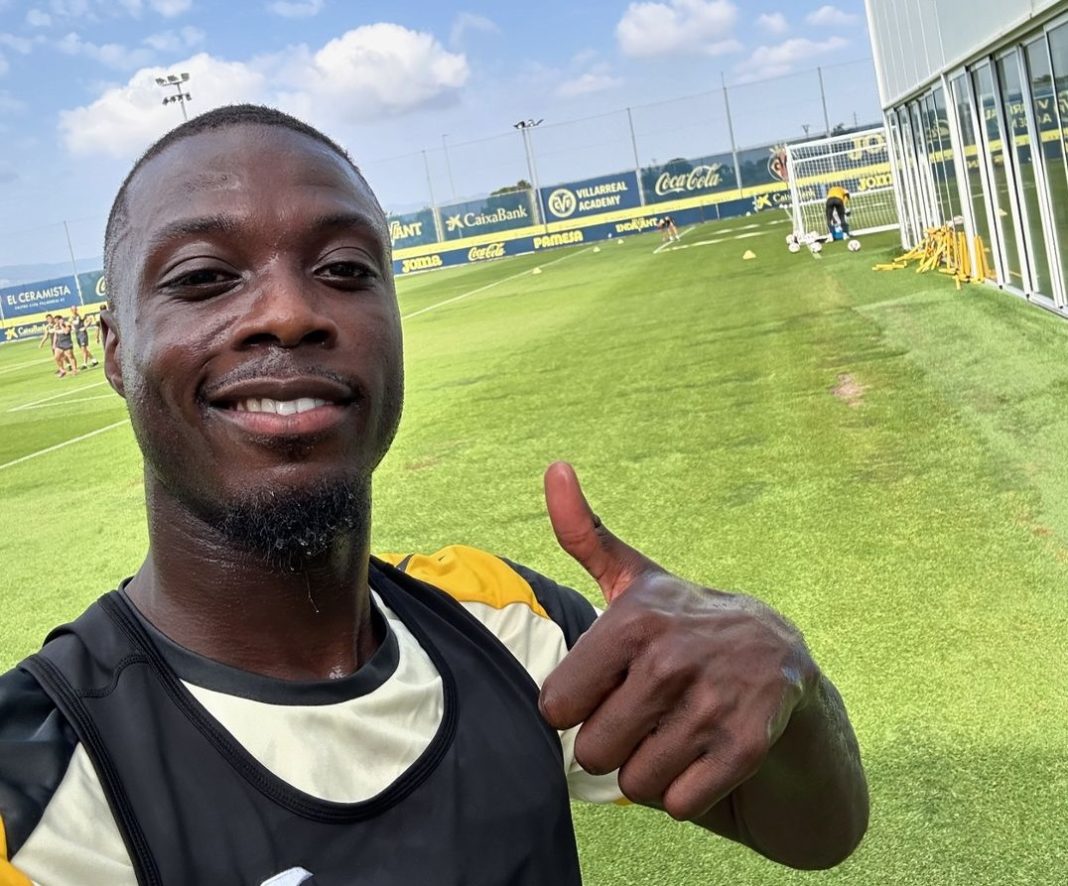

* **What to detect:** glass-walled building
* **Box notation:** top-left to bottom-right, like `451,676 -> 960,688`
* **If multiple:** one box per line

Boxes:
865,0 -> 1068,313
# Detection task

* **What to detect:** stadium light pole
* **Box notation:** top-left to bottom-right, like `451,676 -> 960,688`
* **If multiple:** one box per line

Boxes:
156,72 -> 192,121
514,118 -> 547,228
816,66 -> 831,136
442,134 -> 457,201
720,72 -> 743,196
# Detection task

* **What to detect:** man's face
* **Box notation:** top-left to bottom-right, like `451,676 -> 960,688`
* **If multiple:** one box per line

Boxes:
104,125 -> 403,536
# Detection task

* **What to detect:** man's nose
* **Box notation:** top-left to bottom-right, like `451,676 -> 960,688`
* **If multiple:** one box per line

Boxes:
233,270 -> 339,349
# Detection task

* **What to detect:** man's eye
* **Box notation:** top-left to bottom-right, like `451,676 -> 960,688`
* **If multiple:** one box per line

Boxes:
165,268 -> 235,288
317,261 -> 377,281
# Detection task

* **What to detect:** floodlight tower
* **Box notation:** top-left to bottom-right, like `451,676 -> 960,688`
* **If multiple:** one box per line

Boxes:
514,118 -> 546,227
156,72 -> 192,121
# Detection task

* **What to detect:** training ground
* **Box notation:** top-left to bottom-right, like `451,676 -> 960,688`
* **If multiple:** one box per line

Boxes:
2,217 -> 1068,884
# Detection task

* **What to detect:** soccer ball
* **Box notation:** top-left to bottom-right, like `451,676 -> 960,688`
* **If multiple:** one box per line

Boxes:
848,240 -> 861,252
788,243 -> 801,253
809,241 -> 823,254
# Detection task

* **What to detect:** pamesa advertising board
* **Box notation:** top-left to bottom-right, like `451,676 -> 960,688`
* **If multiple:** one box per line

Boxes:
2,133 -> 892,343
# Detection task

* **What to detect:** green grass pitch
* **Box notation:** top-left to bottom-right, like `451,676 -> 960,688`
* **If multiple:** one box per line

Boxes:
3,216 -> 1068,883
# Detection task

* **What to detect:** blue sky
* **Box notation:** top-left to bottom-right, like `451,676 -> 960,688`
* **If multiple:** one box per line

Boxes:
0,0 -> 877,268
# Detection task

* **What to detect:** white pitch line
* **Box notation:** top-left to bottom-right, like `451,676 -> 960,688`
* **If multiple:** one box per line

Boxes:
663,227 -> 771,253
8,380 -> 110,413
0,419 -> 130,473
0,357 -> 56,375
15,393 -> 118,411
0,246 -> 597,474
401,246 -> 595,321
653,225 -> 696,255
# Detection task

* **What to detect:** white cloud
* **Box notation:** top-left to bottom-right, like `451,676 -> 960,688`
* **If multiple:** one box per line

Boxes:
43,0 -> 190,19
150,0 -> 192,15
276,24 -> 468,122
267,0 -> 323,17
571,47 -> 599,67
0,33 -> 35,53
806,5 -> 859,27
735,35 -> 849,79
0,54 -> 8,76
756,12 -> 788,35
49,0 -> 92,18
143,25 -> 204,52
556,67 -> 622,98
449,12 -> 498,47
617,0 -> 741,58
59,25 -> 470,156
59,53 -> 266,157
55,31 -> 155,69
0,90 -> 23,111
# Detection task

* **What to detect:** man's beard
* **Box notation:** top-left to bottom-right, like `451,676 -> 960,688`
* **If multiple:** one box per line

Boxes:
215,478 -> 370,569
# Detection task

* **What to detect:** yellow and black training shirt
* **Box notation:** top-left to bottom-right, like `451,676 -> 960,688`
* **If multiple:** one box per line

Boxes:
0,546 -> 624,886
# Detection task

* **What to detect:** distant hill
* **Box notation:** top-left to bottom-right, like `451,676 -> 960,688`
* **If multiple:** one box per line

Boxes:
0,258 -> 103,289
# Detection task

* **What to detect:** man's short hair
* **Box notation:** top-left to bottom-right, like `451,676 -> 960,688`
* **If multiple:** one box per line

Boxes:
103,104 -> 382,304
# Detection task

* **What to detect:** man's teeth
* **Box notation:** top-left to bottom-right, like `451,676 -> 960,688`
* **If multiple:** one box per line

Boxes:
233,397 -> 329,415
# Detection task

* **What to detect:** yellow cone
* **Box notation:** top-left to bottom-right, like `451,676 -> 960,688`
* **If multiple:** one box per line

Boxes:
743,250 -> 757,261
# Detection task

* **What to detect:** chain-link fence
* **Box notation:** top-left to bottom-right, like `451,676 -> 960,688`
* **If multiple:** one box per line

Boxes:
362,59 -> 880,223
0,58 -> 880,292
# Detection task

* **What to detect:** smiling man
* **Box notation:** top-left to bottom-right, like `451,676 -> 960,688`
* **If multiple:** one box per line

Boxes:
0,106 -> 868,886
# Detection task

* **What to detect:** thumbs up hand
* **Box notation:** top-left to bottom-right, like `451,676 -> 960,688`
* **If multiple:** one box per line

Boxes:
539,462 -> 818,824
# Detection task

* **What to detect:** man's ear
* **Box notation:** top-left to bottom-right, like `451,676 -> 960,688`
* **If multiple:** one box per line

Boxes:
100,305 -> 125,399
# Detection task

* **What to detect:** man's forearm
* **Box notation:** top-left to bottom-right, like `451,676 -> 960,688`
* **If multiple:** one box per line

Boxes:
694,674 -> 868,870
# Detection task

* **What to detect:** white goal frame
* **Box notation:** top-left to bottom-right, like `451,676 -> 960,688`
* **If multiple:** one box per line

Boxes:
784,127 -> 900,239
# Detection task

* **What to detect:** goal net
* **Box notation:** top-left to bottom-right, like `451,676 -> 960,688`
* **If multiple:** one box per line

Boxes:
784,127 -> 900,239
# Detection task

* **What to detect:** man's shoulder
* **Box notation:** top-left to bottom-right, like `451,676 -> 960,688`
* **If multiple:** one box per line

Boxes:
0,664 -> 81,861
0,664 -> 72,745
377,545 -> 598,651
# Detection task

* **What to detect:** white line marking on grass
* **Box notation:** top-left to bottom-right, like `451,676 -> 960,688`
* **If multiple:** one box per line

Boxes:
401,247 -> 595,321
663,227 -> 771,252
7,380 -> 109,413
0,357 -> 56,375
16,394 -> 118,411
653,226 -> 696,255
0,419 -> 130,472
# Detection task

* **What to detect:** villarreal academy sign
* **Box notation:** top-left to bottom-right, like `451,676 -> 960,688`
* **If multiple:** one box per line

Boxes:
541,172 -> 642,222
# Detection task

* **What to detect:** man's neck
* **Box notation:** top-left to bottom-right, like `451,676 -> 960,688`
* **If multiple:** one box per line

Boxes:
126,484 -> 379,682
